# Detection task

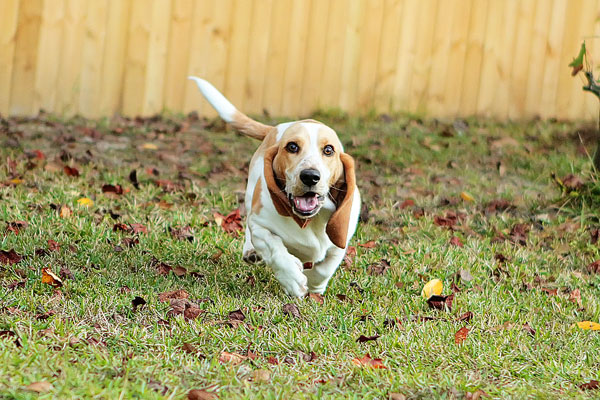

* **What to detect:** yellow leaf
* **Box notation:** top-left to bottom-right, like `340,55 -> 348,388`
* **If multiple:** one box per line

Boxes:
142,143 -> 158,150
9,178 -> 23,185
576,321 -> 600,330
77,197 -> 94,207
460,191 -> 475,202
422,278 -> 443,299
41,267 -> 63,288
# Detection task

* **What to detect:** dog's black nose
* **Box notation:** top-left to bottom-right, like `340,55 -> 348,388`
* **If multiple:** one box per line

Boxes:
300,169 -> 321,186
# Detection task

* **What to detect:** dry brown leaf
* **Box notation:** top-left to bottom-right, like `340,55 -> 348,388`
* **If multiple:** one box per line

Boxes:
308,293 -> 324,304
455,327 -> 469,344
352,353 -> 387,369
158,290 -> 189,302
218,351 -> 246,365
283,303 -> 300,318
25,381 -> 53,393
41,267 -> 63,288
188,389 -> 218,400
250,369 -> 271,383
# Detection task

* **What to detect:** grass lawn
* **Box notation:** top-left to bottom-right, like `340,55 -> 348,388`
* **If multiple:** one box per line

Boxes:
1,111 -> 600,399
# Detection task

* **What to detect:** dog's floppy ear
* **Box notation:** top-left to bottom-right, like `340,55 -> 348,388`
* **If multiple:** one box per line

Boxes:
326,153 -> 356,249
263,145 -> 292,218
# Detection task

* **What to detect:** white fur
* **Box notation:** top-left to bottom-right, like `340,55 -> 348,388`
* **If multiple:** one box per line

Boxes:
188,76 -> 236,122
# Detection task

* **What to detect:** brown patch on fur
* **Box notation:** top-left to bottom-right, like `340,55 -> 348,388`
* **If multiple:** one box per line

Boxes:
251,179 -> 262,214
318,134 -> 343,186
230,111 -> 271,140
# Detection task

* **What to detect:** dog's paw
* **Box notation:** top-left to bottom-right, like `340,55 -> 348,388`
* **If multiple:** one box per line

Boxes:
243,249 -> 262,264
275,263 -> 308,297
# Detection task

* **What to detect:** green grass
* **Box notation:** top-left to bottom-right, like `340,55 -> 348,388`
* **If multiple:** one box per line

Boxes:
1,112 -> 600,399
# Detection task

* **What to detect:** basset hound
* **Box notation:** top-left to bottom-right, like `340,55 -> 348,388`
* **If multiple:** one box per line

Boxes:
189,77 -> 361,297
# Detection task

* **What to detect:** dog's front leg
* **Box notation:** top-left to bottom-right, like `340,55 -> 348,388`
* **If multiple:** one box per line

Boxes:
303,247 -> 346,294
248,217 -> 308,297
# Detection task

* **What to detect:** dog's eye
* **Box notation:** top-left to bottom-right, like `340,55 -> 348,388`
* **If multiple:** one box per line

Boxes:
323,145 -> 334,156
286,142 -> 299,153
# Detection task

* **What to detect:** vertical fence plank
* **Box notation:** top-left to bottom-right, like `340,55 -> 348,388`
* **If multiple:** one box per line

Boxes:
355,0 -> 385,112
9,0 -> 42,116
339,0 -> 364,111
79,0 -> 108,118
441,0 -> 472,117
373,0 -> 403,112
458,0 -> 487,117
143,0 -> 172,115
99,0 -> 131,116
319,0 -> 349,113
203,0 -> 233,108
224,0 -> 252,112
427,0 -> 457,117
408,0 -> 438,114
0,0 -> 20,115
281,0 -> 310,116
300,0 -> 331,115
262,0 -> 292,116
539,0 -> 568,119
243,0 -> 274,115
523,0 -> 551,118
54,0 -> 86,115
507,0 -> 536,119
392,0 -> 419,112
476,0 -> 505,117
122,0 -> 151,116
164,0 -> 193,112
33,0 -> 65,113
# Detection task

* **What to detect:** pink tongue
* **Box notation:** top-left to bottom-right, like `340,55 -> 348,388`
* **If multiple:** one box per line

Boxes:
294,195 -> 318,212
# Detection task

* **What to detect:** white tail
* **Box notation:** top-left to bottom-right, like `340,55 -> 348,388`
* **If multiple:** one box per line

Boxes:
188,76 -> 271,140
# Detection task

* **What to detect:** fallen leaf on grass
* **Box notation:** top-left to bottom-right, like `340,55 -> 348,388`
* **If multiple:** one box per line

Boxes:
47,239 -> 60,252
41,268 -> 63,288
170,226 -> 194,241
250,369 -> 271,383
214,209 -> 243,235
25,381 -> 53,393
576,321 -> 600,330
343,246 -> 357,267
283,303 -> 300,318
455,327 -> 469,344
60,205 -> 72,218
357,334 -> 380,343
77,197 -> 94,207
569,288 -> 582,307
0,249 -> 22,265
219,351 -> 246,365
580,380 -> 600,390
460,191 -> 475,202
541,287 -> 558,296
357,240 -> 376,248
427,294 -> 454,311
509,223 -> 529,246
588,260 -> 600,274
102,184 -> 124,195
6,221 -> 28,235
352,354 -> 386,369
142,143 -> 158,150
158,290 -> 189,302
399,199 -> 415,209
63,165 -> 80,177
367,259 -> 391,275
188,389 -> 218,400
422,279 -> 443,299
561,174 -> 584,191
459,269 -> 473,282
131,296 -> 147,312
229,309 -> 246,321
0,330 -> 22,347
167,299 -> 205,320
449,236 -> 463,247
389,393 -> 407,400
522,323 -> 536,337
457,312 -> 473,322
465,389 -> 489,399
308,293 -> 324,304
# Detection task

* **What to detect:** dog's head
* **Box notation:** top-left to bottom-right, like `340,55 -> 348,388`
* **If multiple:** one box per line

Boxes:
264,121 -> 356,248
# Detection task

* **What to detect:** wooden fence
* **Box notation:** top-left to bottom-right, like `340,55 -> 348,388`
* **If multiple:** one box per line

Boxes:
2,0 -> 600,120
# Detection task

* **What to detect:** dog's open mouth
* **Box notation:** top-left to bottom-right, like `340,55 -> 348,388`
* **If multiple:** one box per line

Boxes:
289,192 -> 322,217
